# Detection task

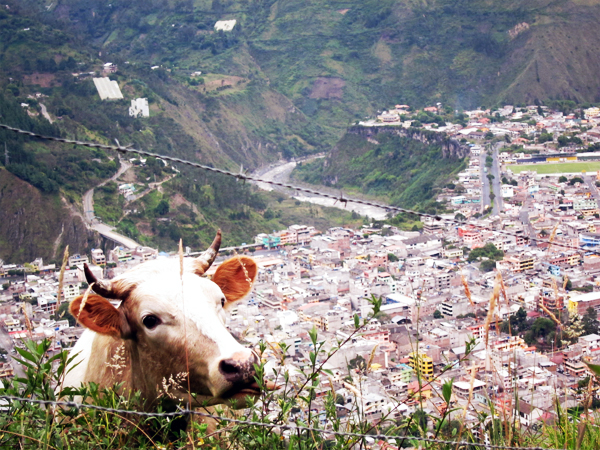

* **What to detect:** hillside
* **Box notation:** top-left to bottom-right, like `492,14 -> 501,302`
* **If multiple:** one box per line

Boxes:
0,169 -> 96,263
3,0 -> 600,260
293,127 -> 467,213
24,0 -> 600,123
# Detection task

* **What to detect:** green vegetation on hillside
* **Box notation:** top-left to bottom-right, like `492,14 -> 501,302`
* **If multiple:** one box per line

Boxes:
294,130 -> 466,213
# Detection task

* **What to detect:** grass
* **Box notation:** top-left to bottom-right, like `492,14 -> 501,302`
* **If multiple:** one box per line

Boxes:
509,162 -> 600,174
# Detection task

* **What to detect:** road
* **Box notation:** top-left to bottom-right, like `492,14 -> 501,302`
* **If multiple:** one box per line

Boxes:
489,143 -> 504,215
251,158 -> 389,220
479,144 -> 504,216
39,103 -> 52,124
584,175 -> 600,208
82,158 -> 140,249
479,150 -> 493,214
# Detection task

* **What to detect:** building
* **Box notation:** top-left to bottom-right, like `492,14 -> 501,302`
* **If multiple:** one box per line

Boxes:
580,232 -> 600,249
435,272 -> 452,290
214,19 -> 236,31
133,246 -> 158,262
453,379 -> 486,399
102,62 -> 118,74
441,298 -> 470,317
129,98 -> 150,118
68,254 -> 89,267
564,358 -> 587,377
442,248 -> 463,259
62,283 -> 80,302
568,292 -> 600,316
4,316 -> 26,337
91,249 -> 106,265
109,247 -> 133,264
408,351 -> 434,380
289,225 -> 311,245
574,198 -> 598,212
92,77 -> 123,100
0,363 -> 14,378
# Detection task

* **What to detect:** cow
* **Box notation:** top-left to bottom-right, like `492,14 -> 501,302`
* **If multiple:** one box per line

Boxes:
63,230 -> 263,410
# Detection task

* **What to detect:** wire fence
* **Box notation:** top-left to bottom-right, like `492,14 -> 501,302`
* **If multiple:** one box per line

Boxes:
0,395 -> 556,450
1,122 -> 598,258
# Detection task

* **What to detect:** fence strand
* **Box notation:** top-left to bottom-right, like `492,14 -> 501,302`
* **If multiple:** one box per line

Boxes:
1,122 -> 598,258
0,395 -> 555,450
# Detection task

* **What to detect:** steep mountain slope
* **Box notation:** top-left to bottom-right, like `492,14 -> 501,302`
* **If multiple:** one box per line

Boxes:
3,0 -> 600,261
0,168 -> 95,263
28,0 -> 600,122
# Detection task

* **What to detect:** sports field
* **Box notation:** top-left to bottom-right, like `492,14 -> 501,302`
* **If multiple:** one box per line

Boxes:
509,162 -> 600,174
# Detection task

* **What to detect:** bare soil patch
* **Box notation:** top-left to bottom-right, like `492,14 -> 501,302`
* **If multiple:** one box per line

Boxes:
204,75 -> 246,92
309,77 -> 345,99
23,73 -> 58,88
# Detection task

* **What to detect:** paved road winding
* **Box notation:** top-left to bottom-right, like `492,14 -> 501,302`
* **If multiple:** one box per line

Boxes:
82,158 -> 140,249
251,158 -> 389,220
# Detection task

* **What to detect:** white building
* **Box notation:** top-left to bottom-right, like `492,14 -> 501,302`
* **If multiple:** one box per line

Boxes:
129,98 -> 150,118
93,77 -> 123,100
214,19 -> 236,31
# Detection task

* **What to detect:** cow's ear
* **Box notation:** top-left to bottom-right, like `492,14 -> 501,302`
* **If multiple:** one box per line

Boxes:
212,256 -> 257,304
70,294 -> 131,339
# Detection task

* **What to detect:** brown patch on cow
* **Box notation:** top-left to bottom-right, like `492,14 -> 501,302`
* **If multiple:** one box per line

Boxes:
309,77 -> 345,99
212,256 -> 257,303
70,294 -> 131,338
23,73 -> 58,88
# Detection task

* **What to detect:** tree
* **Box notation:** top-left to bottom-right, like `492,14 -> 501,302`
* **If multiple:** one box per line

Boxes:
154,199 -> 170,216
56,301 -> 77,327
569,177 -> 584,185
467,243 -> 503,262
433,310 -> 443,319
348,355 -> 366,371
387,253 -> 399,262
558,176 -> 568,183
582,307 -> 599,335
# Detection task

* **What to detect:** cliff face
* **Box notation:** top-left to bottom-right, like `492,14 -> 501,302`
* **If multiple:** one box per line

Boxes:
0,169 -> 96,264
346,126 -> 470,160
297,126 -> 467,211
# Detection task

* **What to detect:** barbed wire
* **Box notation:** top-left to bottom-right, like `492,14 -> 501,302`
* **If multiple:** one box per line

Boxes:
1,122 -> 599,258
0,395 -> 556,450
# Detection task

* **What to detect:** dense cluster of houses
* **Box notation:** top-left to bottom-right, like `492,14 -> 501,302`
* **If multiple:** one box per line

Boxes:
365,104 -> 600,148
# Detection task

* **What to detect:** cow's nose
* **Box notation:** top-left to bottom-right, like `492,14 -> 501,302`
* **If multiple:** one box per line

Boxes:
218,352 -> 257,384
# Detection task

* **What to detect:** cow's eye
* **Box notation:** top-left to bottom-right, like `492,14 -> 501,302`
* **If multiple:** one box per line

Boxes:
221,298 -> 226,308
142,315 -> 161,330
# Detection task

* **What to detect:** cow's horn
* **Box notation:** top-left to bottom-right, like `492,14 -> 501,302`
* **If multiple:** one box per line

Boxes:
194,229 -> 222,276
84,263 -> 119,299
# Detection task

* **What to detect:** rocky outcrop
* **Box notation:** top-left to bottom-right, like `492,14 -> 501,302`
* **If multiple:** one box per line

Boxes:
346,126 -> 469,159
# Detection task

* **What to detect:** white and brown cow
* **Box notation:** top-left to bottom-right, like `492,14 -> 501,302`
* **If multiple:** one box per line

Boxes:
63,231 -> 261,408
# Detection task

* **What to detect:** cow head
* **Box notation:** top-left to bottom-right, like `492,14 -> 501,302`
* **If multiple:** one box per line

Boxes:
69,231 -> 261,407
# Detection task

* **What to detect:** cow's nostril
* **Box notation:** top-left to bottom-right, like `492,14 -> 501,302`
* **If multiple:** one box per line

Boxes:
219,359 -> 242,382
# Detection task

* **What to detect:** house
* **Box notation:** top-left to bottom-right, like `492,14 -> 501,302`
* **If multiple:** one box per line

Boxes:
102,63 -> 117,74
